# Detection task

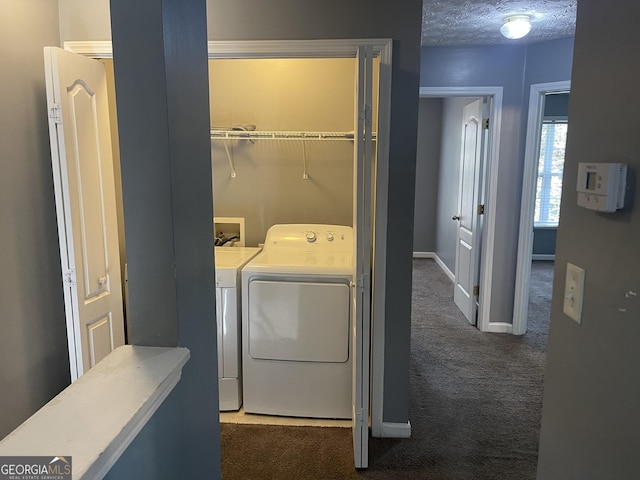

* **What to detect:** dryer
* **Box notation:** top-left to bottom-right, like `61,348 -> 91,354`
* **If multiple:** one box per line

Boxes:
215,246 -> 261,410
241,224 -> 353,419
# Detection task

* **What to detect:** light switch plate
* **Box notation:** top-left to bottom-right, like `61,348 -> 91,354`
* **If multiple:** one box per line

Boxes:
563,263 -> 586,323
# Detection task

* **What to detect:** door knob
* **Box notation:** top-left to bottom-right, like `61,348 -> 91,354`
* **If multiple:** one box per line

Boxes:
452,215 -> 461,221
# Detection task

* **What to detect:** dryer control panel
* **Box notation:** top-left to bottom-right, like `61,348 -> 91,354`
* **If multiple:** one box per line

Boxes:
264,224 -> 353,251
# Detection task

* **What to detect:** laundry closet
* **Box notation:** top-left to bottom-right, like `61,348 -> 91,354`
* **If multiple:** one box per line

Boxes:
99,50 -> 379,428
209,53 -> 379,420
45,41 -> 383,468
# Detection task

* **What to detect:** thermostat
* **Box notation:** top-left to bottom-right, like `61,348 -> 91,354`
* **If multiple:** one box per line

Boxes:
576,163 -> 627,212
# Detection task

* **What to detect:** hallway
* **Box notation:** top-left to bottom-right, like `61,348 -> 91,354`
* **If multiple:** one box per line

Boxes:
221,259 -> 550,479
386,258 -> 549,478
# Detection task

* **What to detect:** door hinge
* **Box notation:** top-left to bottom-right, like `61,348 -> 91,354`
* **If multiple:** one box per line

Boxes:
473,285 -> 480,296
358,105 -> 366,123
63,269 -> 76,286
365,104 -> 372,127
49,104 -> 62,124
352,273 -> 370,294
482,118 -> 489,130
477,204 -> 485,215
354,407 -> 367,423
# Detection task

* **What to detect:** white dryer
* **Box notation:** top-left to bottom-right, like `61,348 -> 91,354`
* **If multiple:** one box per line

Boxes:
241,224 -> 353,419
214,246 -> 261,411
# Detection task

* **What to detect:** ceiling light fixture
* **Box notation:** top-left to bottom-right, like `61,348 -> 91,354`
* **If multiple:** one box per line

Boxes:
500,15 -> 532,40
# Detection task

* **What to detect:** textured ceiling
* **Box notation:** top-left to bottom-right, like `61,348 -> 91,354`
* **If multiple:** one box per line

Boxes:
422,0 -> 577,46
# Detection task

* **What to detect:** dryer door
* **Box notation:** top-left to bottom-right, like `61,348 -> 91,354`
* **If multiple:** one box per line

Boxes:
247,280 -> 350,363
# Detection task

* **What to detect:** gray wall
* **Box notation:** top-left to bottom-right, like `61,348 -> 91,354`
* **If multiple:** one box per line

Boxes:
435,97 -> 480,271
537,2 -> 640,477
413,98 -> 442,252
60,0 -> 422,429
0,1 -> 71,439
523,38 -> 574,91
105,0 -> 220,477
420,39 -> 574,324
59,0 -> 112,41
532,228 -> 557,256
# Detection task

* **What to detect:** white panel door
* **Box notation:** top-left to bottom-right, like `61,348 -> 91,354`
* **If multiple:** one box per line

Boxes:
453,98 -> 484,325
44,47 -> 125,381
352,44 -> 373,469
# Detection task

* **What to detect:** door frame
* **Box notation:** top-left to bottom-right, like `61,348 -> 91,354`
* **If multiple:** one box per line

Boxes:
419,86 -> 505,333
512,81 -> 571,335
64,38 -> 394,440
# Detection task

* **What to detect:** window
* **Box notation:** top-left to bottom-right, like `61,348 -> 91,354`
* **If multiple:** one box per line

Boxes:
535,120 -> 567,226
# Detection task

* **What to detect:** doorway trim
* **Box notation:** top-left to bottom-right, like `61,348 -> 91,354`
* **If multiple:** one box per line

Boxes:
419,86 -> 505,333
64,38 -> 395,439
512,81 -> 571,335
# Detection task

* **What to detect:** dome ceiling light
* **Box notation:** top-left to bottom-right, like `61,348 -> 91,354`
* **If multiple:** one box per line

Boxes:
500,15 -> 532,40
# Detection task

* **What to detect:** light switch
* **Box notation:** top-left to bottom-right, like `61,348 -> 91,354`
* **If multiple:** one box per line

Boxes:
563,263 -> 586,323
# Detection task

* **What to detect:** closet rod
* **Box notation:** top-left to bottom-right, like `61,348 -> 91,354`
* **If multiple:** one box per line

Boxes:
210,130 -> 377,141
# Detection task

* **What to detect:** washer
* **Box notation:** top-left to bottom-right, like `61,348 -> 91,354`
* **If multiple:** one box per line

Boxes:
242,224 -> 353,419
215,246 -> 261,411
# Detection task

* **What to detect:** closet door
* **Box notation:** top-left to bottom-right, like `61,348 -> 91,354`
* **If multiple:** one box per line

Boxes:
352,44 -> 373,469
44,47 -> 125,381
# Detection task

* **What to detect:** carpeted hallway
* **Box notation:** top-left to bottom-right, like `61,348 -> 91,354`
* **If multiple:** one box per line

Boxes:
221,259 -> 553,479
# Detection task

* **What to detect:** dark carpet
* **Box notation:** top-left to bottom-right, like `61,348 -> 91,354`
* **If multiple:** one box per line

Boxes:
221,259 -> 553,479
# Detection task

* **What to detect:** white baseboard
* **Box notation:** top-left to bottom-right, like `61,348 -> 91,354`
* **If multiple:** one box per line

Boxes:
434,254 -> 455,282
532,254 -> 555,261
413,252 -> 456,283
379,421 -> 411,438
485,322 -> 513,334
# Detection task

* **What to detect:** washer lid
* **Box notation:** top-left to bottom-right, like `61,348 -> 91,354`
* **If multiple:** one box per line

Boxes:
214,247 -> 262,287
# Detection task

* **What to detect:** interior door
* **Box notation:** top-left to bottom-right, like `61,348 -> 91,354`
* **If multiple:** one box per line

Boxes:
453,98 -> 484,325
44,47 -> 125,381
352,44 -> 373,469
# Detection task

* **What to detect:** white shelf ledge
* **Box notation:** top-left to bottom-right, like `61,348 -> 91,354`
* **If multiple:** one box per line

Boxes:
0,345 -> 190,479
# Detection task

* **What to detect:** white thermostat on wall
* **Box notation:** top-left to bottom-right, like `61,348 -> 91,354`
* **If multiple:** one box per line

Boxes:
576,162 -> 627,212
